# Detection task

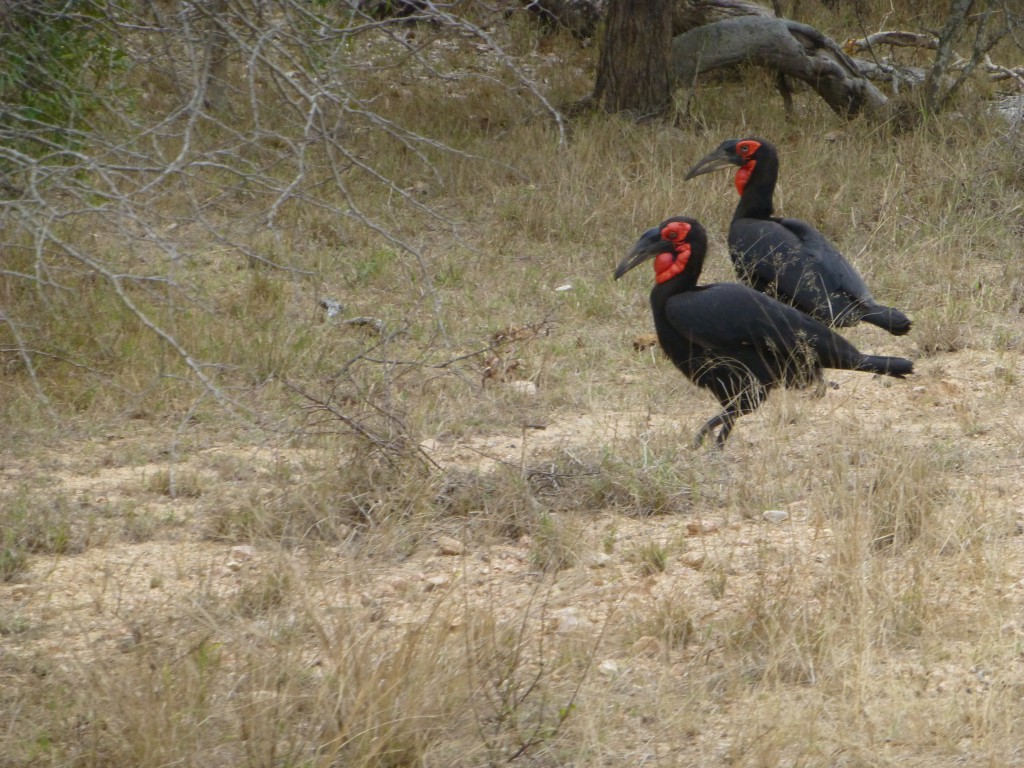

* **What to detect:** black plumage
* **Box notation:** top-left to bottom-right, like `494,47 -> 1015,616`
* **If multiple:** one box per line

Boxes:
686,137 -> 912,336
615,216 -> 913,447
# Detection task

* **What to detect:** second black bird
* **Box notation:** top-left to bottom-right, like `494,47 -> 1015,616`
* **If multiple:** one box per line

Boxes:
615,216 -> 913,447
686,137 -> 912,336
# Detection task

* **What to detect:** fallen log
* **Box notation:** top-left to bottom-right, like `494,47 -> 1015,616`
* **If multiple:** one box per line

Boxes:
670,16 -> 889,118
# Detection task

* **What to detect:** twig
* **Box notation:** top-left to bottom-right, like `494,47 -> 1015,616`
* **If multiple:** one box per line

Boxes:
985,55 -> 1024,89
278,376 -> 439,469
843,31 -> 938,54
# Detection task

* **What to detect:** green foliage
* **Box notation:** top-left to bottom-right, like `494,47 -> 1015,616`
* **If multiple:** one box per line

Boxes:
0,546 -> 27,583
529,511 -> 580,571
0,0 -> 125,154
630,540 -> 668,576
0,489 -> 91,581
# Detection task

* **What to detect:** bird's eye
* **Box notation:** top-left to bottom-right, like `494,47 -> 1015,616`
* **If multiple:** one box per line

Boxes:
662,221 -> 690,242
736,140 -> 760,157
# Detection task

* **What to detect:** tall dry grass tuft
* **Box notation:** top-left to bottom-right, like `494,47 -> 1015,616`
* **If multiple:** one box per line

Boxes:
311,601 -> 471,766
2,553 -> 602,767
203,446 -> 439,556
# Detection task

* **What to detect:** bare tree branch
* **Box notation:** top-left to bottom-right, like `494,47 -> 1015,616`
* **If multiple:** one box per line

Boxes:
0,0 -> 560,428
843,31 -> 939,53
925,0 -> 975,113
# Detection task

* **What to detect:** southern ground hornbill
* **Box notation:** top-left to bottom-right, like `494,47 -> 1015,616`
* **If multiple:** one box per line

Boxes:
615,216 -> 913,447
686,137 -> 912,336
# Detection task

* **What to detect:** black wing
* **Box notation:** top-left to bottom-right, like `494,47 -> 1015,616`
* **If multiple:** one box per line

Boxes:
729,216 -> 875,325
663,283 -> 864,381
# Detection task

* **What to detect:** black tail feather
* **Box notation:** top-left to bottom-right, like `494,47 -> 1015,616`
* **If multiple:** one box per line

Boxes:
861,304 -> 912,336
858,355 -> 913,379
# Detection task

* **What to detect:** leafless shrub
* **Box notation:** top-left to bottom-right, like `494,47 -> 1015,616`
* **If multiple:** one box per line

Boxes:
0,1 -> 562,427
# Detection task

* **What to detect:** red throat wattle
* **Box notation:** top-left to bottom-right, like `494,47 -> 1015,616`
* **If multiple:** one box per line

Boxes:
735,160 -> 756,195
654,244 -> 690,284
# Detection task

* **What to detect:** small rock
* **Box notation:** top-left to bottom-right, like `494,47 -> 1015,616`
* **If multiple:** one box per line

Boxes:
230,545 -> 256,561
913,385 -> 926,394
506,380 -> 538,396
382,577 -> 410,596
586,552 -> 613,568
555,284 -> 573,292
762,510 -> 789,524
423,575 -> 449,592
318,297 -> 343,318
630,635 -> 661,656
437,535 -> 465,556
489,545 -> 524,561
632,333 -> 659,351
598,659 -> 620,676
8,584 -> 38,601
225,560 -> 243,572
681,552 -> 706,570
686,519 -> 721,536
552,607 -> 582,633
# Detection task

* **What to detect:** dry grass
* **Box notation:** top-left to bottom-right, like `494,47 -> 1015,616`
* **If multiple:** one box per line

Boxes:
3,2 -> 1024,766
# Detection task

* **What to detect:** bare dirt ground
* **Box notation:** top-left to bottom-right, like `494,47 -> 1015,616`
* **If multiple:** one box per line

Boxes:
5,344 -> 1024,764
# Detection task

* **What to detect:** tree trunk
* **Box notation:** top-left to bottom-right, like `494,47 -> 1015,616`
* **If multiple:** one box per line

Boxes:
593,0 -> 674,115
203,0 -> 231,113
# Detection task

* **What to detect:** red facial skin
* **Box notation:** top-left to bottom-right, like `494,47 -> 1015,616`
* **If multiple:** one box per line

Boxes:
732,139 -> 761,196
735,162 -> 755,195
653,220 -> 691,284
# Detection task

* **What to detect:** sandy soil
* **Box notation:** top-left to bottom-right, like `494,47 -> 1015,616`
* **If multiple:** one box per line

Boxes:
4,345 -> 1024,764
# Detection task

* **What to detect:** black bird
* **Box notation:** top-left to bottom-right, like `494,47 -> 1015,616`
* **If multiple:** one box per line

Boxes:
685,137 -> 912,336
615,216 -> 913,447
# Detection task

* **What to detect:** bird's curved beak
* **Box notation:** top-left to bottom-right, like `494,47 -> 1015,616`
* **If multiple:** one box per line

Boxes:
684,146 -> 737,180
614,227 -> 664,280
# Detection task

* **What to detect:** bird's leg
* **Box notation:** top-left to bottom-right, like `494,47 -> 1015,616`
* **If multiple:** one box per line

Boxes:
693,413 -> 721,448
715,411 -> 738,447
812,371 -> 827,399
693,408 -> 737,449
